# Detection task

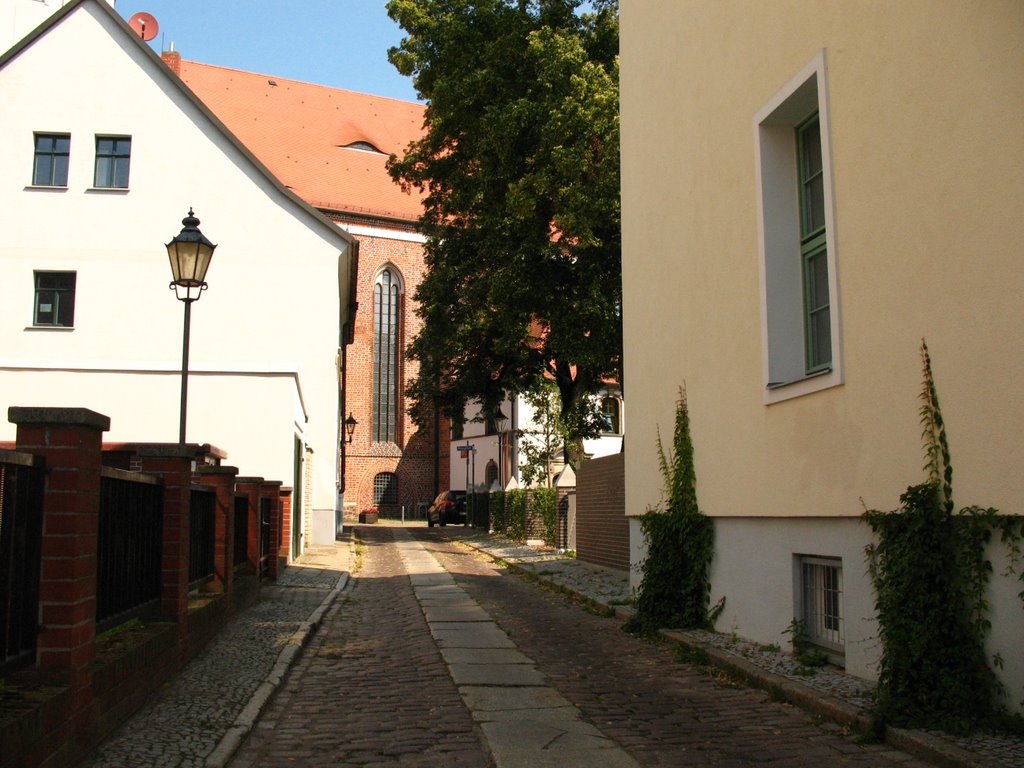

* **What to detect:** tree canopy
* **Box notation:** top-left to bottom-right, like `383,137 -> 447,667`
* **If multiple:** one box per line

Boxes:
386,0 -> 621,446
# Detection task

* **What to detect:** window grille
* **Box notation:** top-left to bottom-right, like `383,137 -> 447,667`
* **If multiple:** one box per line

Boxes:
800,556 -> 844,653
373,472 -> 398,506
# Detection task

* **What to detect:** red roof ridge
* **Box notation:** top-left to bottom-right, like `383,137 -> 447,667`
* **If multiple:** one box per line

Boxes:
181,59 -> 425,106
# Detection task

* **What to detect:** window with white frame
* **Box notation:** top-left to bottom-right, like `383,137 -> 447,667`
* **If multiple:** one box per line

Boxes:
799,555 -> 844,655
33,271 -> 76,327
33,133 -> 70,187
755,51 -> 841,403
600,395 -> 621,434
94,136 -> 131,188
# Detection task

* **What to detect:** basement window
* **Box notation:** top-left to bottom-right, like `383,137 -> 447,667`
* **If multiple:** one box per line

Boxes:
798,555 -> 844,657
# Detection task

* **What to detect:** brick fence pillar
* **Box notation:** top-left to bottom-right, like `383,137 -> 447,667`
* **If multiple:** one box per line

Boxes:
261,481 -> 284,577
235,477 -> 265,577
279,487 -> 293,569
132,446 -> 196,645
8,407 -> 108,701
195,465 -> 239,596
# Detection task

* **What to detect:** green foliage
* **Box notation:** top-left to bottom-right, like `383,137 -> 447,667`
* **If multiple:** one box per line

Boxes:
488,490 -> 507,535
782,619 -> 828,668
625,387 -> 719,634
505,489 -> 528,542
529,486 -> 559,546
864,340 -> 1024,734
386,0 -> 621,444
517,381 -> 571,486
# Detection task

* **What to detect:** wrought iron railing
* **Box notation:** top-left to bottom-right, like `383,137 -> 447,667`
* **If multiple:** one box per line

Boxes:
97,468 -> 163,630
0,451 -> 45,675
189,488 -> 217,587
258,497 -> 273,579
233,495 -> 249,569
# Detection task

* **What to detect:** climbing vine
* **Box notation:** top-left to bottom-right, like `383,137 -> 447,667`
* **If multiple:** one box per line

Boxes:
532,487 -> 559,547
625,387 -> 720,635
864,340 -> 1024,734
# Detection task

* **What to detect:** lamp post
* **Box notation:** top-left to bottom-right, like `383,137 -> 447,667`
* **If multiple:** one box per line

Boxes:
344,413 -> 358,443
166,209 -> 216,447
492,406 -> 509,488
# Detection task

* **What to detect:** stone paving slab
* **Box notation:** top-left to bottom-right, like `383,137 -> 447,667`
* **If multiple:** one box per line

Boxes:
440,647 -> 534,665
429,622 -> 517,649
458,685 -> 577,713
447,661 -> 547,686
440,526 -> 1024,768
421,603 -> 492,622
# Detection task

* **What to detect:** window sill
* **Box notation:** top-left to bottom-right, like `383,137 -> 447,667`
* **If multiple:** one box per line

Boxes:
764,366 -> 840,404
24,184 -> 68,191
25,325 -> 75,332
85,187 -> 129,194
767,366 -> 832,390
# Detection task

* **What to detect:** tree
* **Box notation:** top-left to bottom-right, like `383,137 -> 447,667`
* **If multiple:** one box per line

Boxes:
386,0 -> 621,451
516,379 -> 570,487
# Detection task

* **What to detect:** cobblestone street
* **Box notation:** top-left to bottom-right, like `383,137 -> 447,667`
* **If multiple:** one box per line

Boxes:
228,525 -> 934,767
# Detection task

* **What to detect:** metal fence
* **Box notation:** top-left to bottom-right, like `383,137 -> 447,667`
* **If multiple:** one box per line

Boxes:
189,488 -> 217,587
97,468 -> 164,630
233,495 -> 249,569
258,497 -> 272,579
0,452 -> 46,675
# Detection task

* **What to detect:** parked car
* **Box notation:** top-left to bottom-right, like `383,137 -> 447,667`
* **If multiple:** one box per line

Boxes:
427,490 -> 467,527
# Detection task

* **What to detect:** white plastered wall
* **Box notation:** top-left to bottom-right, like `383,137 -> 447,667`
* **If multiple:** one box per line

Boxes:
0,2 -> 353,523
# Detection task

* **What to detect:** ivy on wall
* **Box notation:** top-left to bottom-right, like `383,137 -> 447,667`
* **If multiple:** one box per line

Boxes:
865,341 -> 1023,734
625,387 -> 720,634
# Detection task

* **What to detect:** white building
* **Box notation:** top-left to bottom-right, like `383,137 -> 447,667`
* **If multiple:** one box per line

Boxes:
450,387 -> 623,493
0,0 -> 356,556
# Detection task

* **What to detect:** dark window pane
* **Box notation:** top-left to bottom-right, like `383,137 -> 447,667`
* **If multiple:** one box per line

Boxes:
34,272 -> 76,327
33,133 -> 70,186
372,270 -> 400,443
95,136 -> 131,188
372,472 -> 398,506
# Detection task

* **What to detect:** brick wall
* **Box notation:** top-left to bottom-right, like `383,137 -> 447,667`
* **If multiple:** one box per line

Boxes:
340,230 -> 450,517
576,453 -> 628,571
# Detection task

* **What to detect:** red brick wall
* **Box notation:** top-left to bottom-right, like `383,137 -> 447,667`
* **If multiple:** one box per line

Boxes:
576,453 -> 629,571
340,230 -> 450,518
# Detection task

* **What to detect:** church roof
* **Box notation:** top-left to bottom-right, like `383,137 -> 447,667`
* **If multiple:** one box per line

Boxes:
175,59 -> 426,223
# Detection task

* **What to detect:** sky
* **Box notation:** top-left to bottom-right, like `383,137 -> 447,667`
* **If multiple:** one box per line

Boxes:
113,0 -> 420,102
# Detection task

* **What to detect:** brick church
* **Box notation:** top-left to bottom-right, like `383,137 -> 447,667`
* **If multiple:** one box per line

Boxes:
166,52 -> 449,522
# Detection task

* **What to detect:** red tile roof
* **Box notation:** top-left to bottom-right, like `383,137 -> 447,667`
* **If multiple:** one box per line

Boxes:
176,60 -> 426,223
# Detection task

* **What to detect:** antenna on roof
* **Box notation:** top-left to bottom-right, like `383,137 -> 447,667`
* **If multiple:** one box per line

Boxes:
128,12 -> 159,42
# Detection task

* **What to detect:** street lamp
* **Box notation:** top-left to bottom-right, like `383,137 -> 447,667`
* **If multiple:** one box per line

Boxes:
344,413 -> 358,443
166,208 -> 216,447
492,406 -> 509,488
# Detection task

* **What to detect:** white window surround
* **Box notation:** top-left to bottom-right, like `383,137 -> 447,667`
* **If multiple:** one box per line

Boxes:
754,50 -> 842,404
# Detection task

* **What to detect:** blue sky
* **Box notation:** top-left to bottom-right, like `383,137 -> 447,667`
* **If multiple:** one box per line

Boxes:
114,0 -> 420,102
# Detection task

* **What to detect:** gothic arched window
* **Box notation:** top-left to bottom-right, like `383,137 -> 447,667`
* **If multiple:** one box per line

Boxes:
373,269 -> 400,443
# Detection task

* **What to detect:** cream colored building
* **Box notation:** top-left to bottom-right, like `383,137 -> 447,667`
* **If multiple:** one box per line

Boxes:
621,1 -> 1023,705
0,0 -> 355,556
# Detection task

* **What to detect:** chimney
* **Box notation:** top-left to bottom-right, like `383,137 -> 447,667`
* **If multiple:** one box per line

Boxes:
161,47 -> 181,76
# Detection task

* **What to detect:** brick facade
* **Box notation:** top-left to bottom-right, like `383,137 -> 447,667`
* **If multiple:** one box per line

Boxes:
576,453 -> 629,571
338,226 -> 450,519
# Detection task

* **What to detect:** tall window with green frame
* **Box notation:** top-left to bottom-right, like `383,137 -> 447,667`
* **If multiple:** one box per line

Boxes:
373,269 -> 400,443
797,114 -> 831,373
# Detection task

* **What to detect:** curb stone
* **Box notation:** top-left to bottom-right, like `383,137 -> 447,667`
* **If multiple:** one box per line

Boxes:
448,529 -> 1013,768
204,570 -> 350,768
